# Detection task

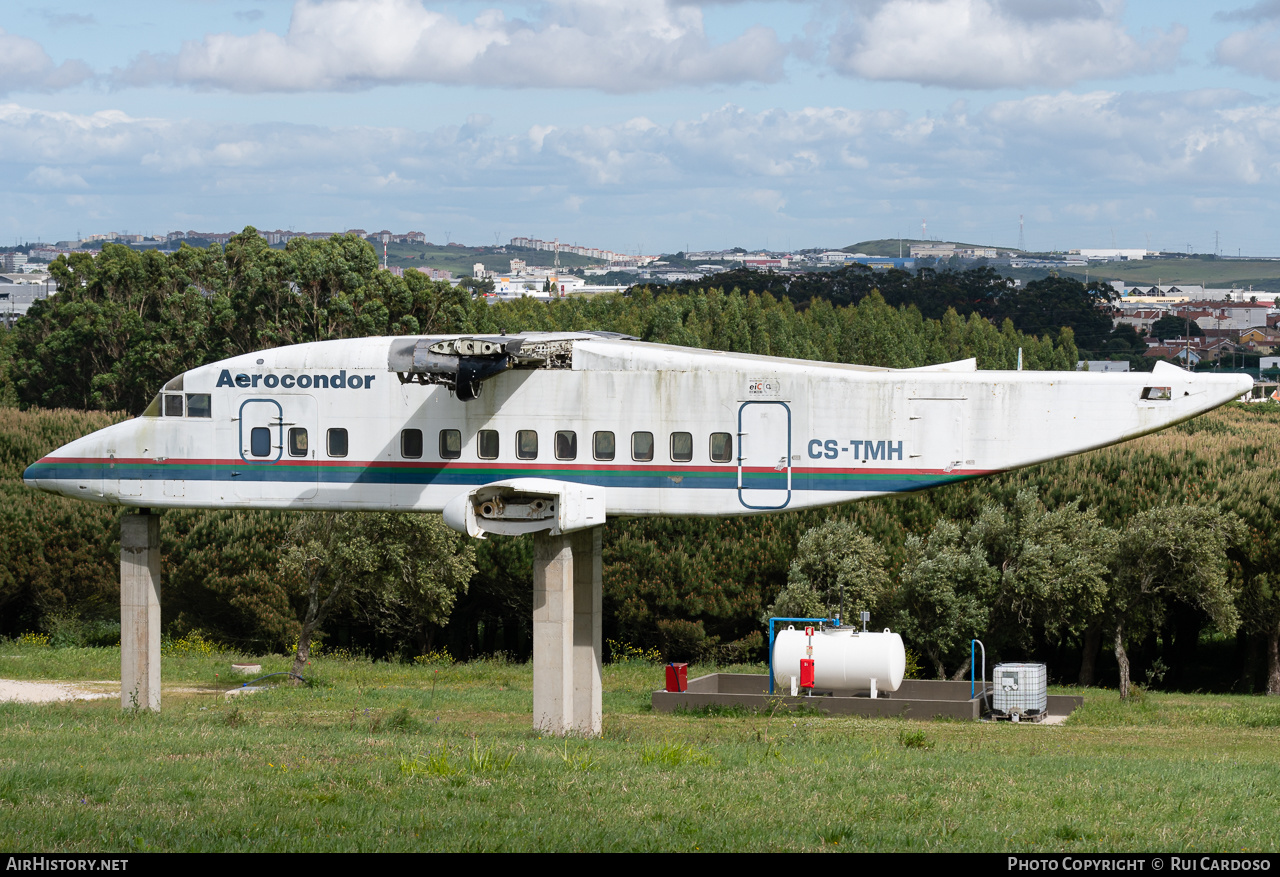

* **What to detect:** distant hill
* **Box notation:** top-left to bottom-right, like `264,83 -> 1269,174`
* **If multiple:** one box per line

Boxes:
377,241 -> 605,276
844,239 -> 1020,257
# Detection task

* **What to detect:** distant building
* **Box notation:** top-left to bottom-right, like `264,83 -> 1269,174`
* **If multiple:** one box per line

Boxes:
510,236 -> 633,264
1074,248 -> 1148,261
1008,256 -> 1088,267
411,267 -> 453,282
1076,361 -> 1131,372
1144,345 -> 1201,366
847,256 -> 915,270
910,243 -> 955,258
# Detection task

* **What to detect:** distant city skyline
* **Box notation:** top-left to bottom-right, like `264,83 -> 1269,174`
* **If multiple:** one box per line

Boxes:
5,1 -> 1280,256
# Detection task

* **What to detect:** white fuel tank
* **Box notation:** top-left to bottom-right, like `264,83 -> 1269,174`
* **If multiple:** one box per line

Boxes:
772,627 -> 906,693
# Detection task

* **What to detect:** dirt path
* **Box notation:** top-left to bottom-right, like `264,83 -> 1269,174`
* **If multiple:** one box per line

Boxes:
0,679 -> 119,703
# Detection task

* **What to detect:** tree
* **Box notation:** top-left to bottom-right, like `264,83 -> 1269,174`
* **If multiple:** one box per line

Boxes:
765,520 -> 889,623
966,490 -> 1116,664
278,511 -> 475,677
345,513 -> 477,658
1111,505 -> 1244,699
986,277 -> 1115,349
1218,468 -> 1280,695
897,519 -> 995,679
1151,315 -> 1203,340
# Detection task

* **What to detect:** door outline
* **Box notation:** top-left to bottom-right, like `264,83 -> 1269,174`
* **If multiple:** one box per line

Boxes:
238,398 -> 284,463
737,400 -> 792,510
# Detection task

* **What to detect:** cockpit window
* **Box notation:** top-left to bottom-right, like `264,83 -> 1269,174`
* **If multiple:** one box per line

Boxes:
142,394 -> 161,417
1141,386 -> 1171,401
164,394 -> 184,417
187,394 -> 211,418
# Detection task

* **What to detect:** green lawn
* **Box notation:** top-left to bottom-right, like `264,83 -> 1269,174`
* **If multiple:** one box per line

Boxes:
2,643 -> 1278,852
1058,258 -> 1280,291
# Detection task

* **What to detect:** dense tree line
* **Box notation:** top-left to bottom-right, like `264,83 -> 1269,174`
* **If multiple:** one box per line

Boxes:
3,230 -> 1277,695
10,230 -> 1081,415
659,264 -> 1125,354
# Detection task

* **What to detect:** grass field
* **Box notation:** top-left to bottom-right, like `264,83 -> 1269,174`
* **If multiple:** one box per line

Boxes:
2,643 -> 1279,853
1056,259 -> 1280,291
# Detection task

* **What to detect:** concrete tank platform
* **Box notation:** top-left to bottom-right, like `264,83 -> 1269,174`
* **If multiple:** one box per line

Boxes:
652,673 -> 1082,722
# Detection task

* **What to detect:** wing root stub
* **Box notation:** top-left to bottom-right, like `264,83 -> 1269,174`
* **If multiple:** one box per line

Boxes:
443,478 -> 606,539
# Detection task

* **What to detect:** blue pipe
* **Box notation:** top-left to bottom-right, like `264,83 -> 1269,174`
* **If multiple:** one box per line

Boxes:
767,617 -> 837,694
970,639 -> 986,708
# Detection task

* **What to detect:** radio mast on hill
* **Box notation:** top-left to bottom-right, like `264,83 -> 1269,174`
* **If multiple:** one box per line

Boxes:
1018,215 -> 1025,252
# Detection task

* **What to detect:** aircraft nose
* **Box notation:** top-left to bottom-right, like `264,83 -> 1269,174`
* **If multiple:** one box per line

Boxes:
22,456 -> 62,495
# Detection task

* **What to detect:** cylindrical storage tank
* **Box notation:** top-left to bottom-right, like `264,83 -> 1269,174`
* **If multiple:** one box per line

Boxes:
772,627 -> 906,692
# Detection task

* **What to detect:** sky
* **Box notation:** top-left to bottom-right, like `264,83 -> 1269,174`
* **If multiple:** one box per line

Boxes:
4,0 -> 1280,255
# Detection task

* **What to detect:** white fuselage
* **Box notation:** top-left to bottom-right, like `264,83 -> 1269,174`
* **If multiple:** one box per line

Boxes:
24,334 -> 1252,521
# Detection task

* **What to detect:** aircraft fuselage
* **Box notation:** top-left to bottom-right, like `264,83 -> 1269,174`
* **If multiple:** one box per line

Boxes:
23,334 -> 1252,529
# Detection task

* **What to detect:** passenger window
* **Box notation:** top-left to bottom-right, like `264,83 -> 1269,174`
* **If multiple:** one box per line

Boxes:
164,394 -> 183,417
250,426 -> 271,457
327,428 -> 348,458
555,430 -> 577,461
670,432 -> 693,462
594,431 -> 615,462
440,429 -> 461,460
632,431 -> 654,462
401,428 -> 423,459
710,432 -> 733,463
186,394 -> 211,418
478,429 -> 499,460
288,428 -> 308,457
517,430 -> 538,460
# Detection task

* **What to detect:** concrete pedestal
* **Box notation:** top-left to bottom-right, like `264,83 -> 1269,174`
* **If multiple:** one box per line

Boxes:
120,513 -> 161,712
532,528 -> 602,736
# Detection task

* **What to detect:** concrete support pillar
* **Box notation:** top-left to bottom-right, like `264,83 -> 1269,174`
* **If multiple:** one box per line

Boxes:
120,513 -> 161,712
532,527 -> 602,736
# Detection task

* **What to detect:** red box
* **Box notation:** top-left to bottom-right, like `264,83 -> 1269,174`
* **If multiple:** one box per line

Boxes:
799,659 -> 815,689
665,663 -> 688,692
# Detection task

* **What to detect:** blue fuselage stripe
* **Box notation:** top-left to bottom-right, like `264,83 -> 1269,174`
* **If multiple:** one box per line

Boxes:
26,460 -> 975,494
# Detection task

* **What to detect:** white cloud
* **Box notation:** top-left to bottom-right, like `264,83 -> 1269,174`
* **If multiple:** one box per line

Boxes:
114,0 -> 785,93
828,0 -> 1185,89
0,28 -> 92,94
977,90 -> 1276,187
1216,22 -> 1280,80
5,91 -> 1280,248
9,91 -> 1276,202
25,166 -> 89,189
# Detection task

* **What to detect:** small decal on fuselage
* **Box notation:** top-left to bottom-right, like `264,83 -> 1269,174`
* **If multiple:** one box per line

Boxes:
215,369 -> 377,390
746,379 -> 780,396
